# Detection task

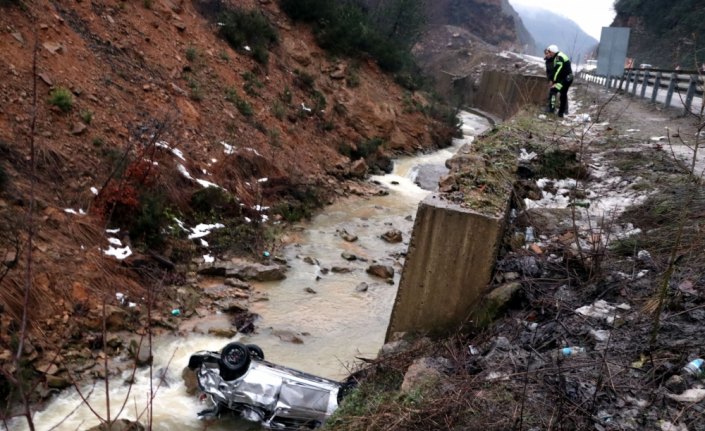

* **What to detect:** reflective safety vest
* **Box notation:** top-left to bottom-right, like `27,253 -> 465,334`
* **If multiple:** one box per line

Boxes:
552,51 -> 573,84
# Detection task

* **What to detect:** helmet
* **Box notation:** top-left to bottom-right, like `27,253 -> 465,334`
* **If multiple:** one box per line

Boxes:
547,45 -> 559,54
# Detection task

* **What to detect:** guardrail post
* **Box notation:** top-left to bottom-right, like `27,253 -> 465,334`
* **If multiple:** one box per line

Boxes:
683,75 -> 697,114
631,70 -> 639,95
618,71 -> 626,91
640,70 -> 649,98
651,72 -> 662,103
665,72 -> 677,108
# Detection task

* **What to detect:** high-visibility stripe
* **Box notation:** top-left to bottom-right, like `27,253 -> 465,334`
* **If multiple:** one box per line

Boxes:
554,83 -> 563,90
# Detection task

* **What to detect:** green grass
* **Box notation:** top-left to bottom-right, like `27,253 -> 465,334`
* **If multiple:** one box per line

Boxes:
48,87 -> 73,112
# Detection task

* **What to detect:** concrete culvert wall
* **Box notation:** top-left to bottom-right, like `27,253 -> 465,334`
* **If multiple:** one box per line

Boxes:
385,72 -> 537,340
471,71 -> 546,119
385,194 -> 509,340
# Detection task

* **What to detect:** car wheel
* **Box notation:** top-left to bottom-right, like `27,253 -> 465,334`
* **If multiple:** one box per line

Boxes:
246,344 -> 265,360
218,342 -> 251,380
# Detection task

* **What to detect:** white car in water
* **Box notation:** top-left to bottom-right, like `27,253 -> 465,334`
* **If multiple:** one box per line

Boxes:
188,342 -> 350,429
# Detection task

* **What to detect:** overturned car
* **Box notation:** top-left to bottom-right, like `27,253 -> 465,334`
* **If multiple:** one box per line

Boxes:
188,342 -> 346,429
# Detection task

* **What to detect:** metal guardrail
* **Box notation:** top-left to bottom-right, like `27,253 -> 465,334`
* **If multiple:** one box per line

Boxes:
579,69 -> 704,114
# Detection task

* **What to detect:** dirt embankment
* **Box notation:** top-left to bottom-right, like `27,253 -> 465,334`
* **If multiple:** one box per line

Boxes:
0,0 -> 454,410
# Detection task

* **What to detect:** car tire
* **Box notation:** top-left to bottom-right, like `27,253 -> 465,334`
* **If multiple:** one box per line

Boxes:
246,344 -> 265,360
218,342 -> 251,380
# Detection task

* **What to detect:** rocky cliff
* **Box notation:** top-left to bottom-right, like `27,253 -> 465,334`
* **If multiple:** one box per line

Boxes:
612,0 -> 705,69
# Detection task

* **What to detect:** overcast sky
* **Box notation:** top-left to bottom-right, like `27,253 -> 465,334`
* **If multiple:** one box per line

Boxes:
508,0 -> 617,40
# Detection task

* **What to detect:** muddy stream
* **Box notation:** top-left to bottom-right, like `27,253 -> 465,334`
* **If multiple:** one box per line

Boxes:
18,112 -> 490,430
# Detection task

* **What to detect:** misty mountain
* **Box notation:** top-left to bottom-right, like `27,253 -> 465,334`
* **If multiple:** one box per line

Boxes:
511,3 -> 598,65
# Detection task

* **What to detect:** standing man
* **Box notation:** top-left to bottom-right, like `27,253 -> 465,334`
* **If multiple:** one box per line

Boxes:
545,45 -> 573,117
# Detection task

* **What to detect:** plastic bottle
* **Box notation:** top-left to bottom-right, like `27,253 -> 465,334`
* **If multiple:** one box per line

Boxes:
682,358 -> 704,376
525,227 -> 535,243
558,346 -> 586,357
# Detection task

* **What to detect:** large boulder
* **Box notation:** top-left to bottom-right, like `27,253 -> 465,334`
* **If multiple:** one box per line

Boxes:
366,264 -> 394,279
198,258 -> 286,281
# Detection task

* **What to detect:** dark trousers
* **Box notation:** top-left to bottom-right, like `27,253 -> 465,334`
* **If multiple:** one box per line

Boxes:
548,81 -> 572,115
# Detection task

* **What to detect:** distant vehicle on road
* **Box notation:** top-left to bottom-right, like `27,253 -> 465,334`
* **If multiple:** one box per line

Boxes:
639,63 -> 653,69
584,59 -> 597,71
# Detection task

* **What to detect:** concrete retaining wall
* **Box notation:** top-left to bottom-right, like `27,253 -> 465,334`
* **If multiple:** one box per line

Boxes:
471,71 -> 546,119
385,194 -> 508,340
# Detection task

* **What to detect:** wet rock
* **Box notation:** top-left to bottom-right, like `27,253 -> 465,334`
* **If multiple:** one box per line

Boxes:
223,278 -> 251,290
86,419 -> 145,431
198,258 -> 286,281
46,374 -> 71,389
129,339 -> 153,366
331,266 -> 353,274
273,329 -> 304,344
304,287 -> 317,294
182,366 -> 198,395
205,284 -> 249,300
338,229 -> 358,242
96,305 -> 130,331
355,282 -> 369,292
366,264 -> 394,279
341,252 -> 357,261
381,229 -> 403,243
215,299 -> 248,314
302,256 -> 319,265
207,327 -> 237,338
349,158 -> 368,178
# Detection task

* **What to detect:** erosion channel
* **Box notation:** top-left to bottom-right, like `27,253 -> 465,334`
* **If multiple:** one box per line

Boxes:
19,112 -> 491,431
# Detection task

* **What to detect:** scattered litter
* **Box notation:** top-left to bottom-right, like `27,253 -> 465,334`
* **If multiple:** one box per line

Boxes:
468,345 -> 479,355
106,228 -> 120,234
538,114 -> 547,120
263,251 -> 271,257
485,371 -> 509,381
90,187 -> 99,195
650,136 -> 667,142
682,358 -> 704,376
116,292 -> 125,304
557,346 -> 585,357
301,102 -> 312,113
107,238 -> 122,246
589,329 -> 611,342
519,148 -> 537,162
637,250 -> 651,260
659,421 -> 688,431
203,254 -> 214,263
575,300 -> 629,325
667,388 -> 705,403
626,128 -> 641,132
258,177 -> 268,183
171,308 -> 181,316
244,45 -> 251,52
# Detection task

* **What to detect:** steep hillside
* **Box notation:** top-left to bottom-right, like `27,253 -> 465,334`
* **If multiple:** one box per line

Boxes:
512,3 -> 598,64
423,0 -> 531,50
0,0 -> 454,397
612,0 -> 705,69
